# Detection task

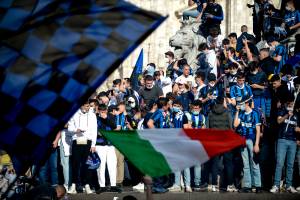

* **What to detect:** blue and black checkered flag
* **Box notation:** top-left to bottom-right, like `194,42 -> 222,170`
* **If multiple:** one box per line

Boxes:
0,0 -> 166,174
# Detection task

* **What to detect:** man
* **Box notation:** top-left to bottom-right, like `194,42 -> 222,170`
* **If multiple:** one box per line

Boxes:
234,99 -> 262,193
165,51 -> 177,81
175,79 -> 194,112
230,73 -> 253,107
184,100 -> 206,191
267,36 -> 288,75
147,98 -> 170,193
228,32 -> 238,50
270,96 -> 299,193
95,104 -> 121,193
283,0 -> 300,36
168,100 -> 192,193
199,0 -> 223,37
139,75 -> 163,107
207,96 -> 237,192
197,43 -> 217,78
199,73 -> 221,117
175,64 -> 194,86
183,0 -> 207,22
237,25 -> 256,52
154,70 -> 172,96
259,48 -> 276,77
68,102 -> 97,194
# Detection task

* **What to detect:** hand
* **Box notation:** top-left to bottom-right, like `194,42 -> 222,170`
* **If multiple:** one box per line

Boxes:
295,127 -> 300,132
90,147 -> 96,153
143,175 -> 153,186
52,141 -> 58,148
236,105 -> 241,111
253,145 -> 260,153
206,14 -> 214,19
297,141 -> 300,146
251,84 -> 258,89
288,111 -> 293,116
277,102 -> 281,108
242,38 -> 248,45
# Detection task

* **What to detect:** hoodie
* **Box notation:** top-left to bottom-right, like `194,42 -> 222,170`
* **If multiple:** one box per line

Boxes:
208,104 -> 232,130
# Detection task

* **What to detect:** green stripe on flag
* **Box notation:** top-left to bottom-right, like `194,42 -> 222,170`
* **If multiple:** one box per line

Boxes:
101,130 -> 172,177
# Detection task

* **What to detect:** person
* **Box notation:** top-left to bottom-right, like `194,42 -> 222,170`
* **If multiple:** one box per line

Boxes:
175,79 -> 194,112
23,184 -> 66,200
267,36 -> 288,75
259,48 -> 276,77
207,96 -> 237,192
175,64 -> 194,86
207,26 -> 224,52
184,100 -> 206,191
234,99 -> 262,193
154,70 -> 172,96
228,32 -> 238,50
168,100 -> 192,193
199,0 -> 224,37
183,0 -> 207,22
96,104 -> 121,193
38,132 -> 60,187
270,96 -> 299,193
230,73 -> 253,107
236,25 -> 256,52
67,102 -> 97,194
197,43 -> 218,78
139,75 -> 163,107
283,0 -> 300,36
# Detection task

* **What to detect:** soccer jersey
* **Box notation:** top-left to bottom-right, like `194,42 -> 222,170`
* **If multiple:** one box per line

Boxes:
230,84 -> 253,104
236,110 -> 260,141
272,44 -> 288,74
277,108 -> 298,141
200,85 -> 221,116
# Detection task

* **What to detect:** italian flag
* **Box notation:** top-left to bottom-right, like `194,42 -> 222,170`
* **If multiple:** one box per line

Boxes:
101,129 -> 245,177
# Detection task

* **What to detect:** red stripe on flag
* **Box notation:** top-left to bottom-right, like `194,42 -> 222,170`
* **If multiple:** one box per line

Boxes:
183,129 -> 246,158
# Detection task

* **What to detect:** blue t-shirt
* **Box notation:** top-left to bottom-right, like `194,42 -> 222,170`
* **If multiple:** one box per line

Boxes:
200,85 -> 221,116
246,72 -> 267,97
150,109 -> 169,128
284,10 -> 300,28
277,108 -> 298,141
116,113 -> 126,130
230,84 -> 253,104
194,0 -> 207,12
236,110 -> 260,141
272,44 -> 288,74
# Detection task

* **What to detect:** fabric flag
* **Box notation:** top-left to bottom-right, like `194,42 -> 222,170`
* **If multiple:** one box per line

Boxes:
102,128 -> 245,177
131,48 -> 143,91
0,0 -> 166,174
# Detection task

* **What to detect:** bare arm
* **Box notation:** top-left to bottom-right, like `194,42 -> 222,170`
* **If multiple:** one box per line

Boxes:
188,0 -> 195,6
277,114 -> 289,124
147,119 -> 155,129
233,110 -> 240,128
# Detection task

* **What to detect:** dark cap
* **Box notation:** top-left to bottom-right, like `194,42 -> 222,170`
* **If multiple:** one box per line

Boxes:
165,51 -> 174,58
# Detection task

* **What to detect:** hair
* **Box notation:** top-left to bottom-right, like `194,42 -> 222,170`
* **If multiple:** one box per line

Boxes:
222,38 -> 230,45
156,97 -> 169,109
228,47 -> 236,54
166,92 -> 176,101
237,72 -> 245,79
248,61 -> 259,72
216,96 -> 224,105
228,62 -> 239,69
172,99 -> 182,106
195,72 -> 205,81
228,32 -> 237,39
192,99 -> 202,108
198,43 -> 209,51
124,78 -> 131,84
147,63 -> 156,69
97,91 -> 108,98
118,101 -> 126,106
113,79 -> 121,85
98,104 -> 107,111
145,75 -> 154,81
154,71 -> 161,77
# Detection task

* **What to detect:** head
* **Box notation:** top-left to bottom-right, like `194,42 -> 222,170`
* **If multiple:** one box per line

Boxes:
209,26 -> 219,38
198,43 -> 209,53
208,0 -> 216,5
88,99 -> 99,113
267,36 -> 278,49
165,51 -> 174,63
123,78 -> 131,89
241,25 -> 248,33
216,96 -> 224,106
191,100 -> 202,115
154,71 -> 161,80
248,61 -> 259,74
172,100 -> 183,113
97,91 -> 109,105
118,101 -> 126,113
195,72 -> 205,86
244,99 -> 253,112
80,102 -> 90,114
259,48 -> 270,60
144,75 -> 154,89
183,64 -> 190,76
270,74 -> 281,89
157,97 -> 169,111
286,0 -> 295,11
236,73 -> 246,87
222,38 -> 230,50
229,63 -> 239,75
227,47 -> 236,58
207,73 -> 217,87
285,95 -> 295,111
228,33 -> 237,43
113,79 -> 122,92
98,104 -> 108,115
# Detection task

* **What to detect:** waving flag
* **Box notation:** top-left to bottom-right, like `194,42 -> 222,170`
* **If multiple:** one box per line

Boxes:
102,128 -> 245,177
131,48 -> 143,91
0,0 -> 166,174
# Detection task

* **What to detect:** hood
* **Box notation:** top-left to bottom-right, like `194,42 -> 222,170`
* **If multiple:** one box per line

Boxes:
212,104 -> 226,114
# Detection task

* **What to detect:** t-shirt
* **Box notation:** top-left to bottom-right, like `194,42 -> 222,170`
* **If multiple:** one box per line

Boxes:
272,44 -> 288,74
139,85 -> 163,106
171,112 -> 188,128
277,108 -> 298,141
230,84 -> 253,104
284,10 -> 300,28
236,110 -> 260,141
246,71 -> 267,97
143,112 -> 153,129
200,85 -> 221,116
150,109 -> 165,128
185,112 -> 206,128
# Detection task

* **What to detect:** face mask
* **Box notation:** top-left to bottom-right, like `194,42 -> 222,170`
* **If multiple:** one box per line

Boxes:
89,107 -> 95,113
251,71 -> 258,75
192,111 -> 200,115
209,83 -> 215,87
172,107 -> 180,113
129,102 -> 136,108
146,85 -> 153,89
286,6 -> 292,11
230,70 -> 237,75
287,106 -> 293,111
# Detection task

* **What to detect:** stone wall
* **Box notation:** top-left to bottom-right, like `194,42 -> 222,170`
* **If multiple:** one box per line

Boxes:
97,0 -> 254,91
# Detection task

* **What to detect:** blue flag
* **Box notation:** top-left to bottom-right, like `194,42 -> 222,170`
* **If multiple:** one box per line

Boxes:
131,48 -> 143,91
0,0 -> 166,174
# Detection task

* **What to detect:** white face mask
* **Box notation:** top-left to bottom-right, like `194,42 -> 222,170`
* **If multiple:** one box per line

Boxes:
209,83 -> 215,87
240,104 -> 246,111
286,6 -> 292,11
251,71 -> 258,75
287,106 -> 293,111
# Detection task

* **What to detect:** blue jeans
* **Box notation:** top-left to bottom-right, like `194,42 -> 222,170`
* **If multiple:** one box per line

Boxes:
183,9 -> 200,20
174,168 -> 191,187
241,139 -> 261,188
39,148 -> 58,186
297,146 -> 300,176
194,165 -> 201,186
274,139 -> 297,188
59,142 -> 70,186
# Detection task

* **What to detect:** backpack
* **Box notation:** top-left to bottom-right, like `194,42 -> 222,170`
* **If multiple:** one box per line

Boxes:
86,152 -> 101,170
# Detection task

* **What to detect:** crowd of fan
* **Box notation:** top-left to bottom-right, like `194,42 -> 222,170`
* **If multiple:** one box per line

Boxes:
0,0 -> 299,198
